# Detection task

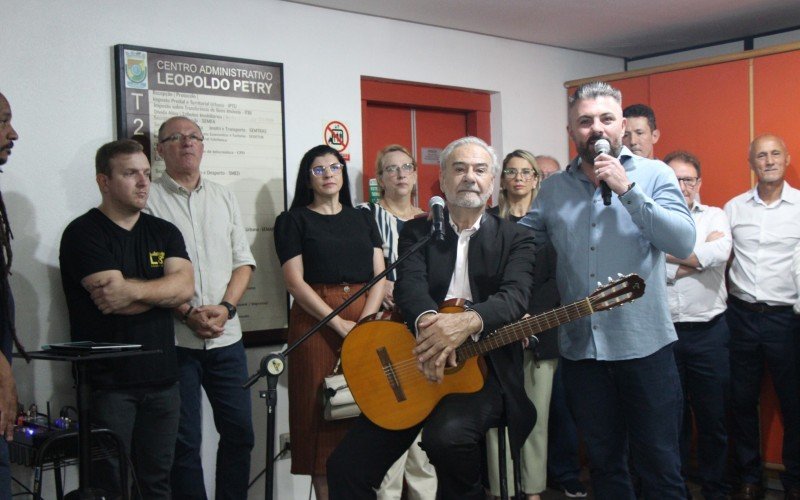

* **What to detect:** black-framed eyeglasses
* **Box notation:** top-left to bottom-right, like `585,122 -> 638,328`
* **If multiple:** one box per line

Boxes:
159,133 -> 204,144
383,163 -> 415,175
502,168 -> 537,180
677,176 -> 699,187
311,163 -> 344,176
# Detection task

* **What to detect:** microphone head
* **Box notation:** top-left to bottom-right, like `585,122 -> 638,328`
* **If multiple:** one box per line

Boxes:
429,196 -> 445,209
593,138 -> 611,156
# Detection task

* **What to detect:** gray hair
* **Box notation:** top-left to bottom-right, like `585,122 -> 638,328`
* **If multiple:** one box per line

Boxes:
157,116 -> 202,141
568,81 -> 622,110
439,136 -> 499,176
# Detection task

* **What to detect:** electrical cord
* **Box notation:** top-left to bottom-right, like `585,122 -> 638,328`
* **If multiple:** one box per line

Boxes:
11,475 -> 35,497
247,442 -> 290,489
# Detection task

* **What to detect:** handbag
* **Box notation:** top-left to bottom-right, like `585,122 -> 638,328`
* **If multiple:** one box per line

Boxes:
322,358 -> 361,421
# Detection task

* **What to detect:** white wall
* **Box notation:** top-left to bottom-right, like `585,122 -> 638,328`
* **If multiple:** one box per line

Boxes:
1,1 -> 621,497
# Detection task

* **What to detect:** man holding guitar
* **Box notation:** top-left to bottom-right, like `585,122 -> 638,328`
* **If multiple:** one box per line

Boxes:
328,137 -> 537,499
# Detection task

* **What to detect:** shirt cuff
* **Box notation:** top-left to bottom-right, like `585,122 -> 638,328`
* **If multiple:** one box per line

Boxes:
665,262 -> 679,284
414,310 -> 437,334
465,308 -> 485,342
618,182 -> 645,212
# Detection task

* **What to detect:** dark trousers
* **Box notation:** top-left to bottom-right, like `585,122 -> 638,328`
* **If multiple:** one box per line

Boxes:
674,314 -> 730,500
546,360 -> 582,484
563,343 -> 685,500
171,342 -> 254,500
91,383 -> 181,500
727,300 -> 800,489
0,438 -> 8,500
328,371 -> 506,500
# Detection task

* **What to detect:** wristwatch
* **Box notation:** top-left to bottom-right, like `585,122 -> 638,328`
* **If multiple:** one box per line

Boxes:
220,301 -> 237,320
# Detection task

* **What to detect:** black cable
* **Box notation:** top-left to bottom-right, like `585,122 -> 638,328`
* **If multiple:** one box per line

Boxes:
247,444 -> 290,489
97,431 -> 143,499
11,475 -> 35,496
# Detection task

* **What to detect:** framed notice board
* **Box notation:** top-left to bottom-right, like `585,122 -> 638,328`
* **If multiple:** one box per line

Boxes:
114,44 -> 288,345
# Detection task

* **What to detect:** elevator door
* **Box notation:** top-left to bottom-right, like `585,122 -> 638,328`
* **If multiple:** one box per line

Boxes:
361,79 -> 491,211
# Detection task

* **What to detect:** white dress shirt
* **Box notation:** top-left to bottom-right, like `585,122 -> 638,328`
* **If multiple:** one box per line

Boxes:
792,244 -> 800,314
666,203 -> 731,322
415,213 -> 484,337
725,182 -> 800,306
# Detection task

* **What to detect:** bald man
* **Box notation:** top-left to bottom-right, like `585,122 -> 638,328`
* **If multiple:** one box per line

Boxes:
725,135 -> 800,500
535,155 -> 561,180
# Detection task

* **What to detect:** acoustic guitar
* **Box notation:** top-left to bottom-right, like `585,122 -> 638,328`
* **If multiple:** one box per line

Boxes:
340,274 -> 645,430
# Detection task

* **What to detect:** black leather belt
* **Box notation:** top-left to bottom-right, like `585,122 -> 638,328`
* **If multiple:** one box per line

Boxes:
729,294 -> 793,314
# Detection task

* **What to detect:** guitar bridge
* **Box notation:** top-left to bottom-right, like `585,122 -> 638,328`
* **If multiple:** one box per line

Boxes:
377,347 -> 406,402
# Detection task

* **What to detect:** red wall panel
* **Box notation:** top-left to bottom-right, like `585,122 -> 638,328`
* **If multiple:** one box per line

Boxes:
650,61 -> 752,208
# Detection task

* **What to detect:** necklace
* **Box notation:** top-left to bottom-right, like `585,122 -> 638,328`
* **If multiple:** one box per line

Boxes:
380,199 -> 420,221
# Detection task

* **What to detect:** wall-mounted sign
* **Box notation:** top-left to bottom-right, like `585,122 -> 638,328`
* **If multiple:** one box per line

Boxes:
421,147 -> 442,165
324,120 -> 350,161
114,44 -> 288,345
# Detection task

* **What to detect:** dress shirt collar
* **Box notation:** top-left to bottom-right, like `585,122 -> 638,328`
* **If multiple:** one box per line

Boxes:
747,181 -> 800,207
447,211 -> 483,235
156,171 -> 205,195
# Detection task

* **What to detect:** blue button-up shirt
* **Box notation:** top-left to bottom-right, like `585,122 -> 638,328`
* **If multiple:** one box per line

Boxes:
521,146 -> 695,361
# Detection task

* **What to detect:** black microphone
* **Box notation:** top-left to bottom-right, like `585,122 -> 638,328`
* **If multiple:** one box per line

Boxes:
430,196 -> 445,241
594,139 -> 612,206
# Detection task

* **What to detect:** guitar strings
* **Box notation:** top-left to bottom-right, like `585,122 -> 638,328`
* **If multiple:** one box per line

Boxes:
348,280 -> 640,417
361,299 -> 596,384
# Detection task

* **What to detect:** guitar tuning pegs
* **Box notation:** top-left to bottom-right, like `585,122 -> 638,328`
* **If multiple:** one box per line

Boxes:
597,281 -> 602,287
608,276 -> 613,282
617,273 -> 623,277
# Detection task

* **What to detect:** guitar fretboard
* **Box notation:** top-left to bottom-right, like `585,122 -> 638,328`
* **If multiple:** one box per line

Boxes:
456,298 -> 594,360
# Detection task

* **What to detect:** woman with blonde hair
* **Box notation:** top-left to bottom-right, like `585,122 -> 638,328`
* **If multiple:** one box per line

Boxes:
487,149 -> 560,500
358,144 -> 436,499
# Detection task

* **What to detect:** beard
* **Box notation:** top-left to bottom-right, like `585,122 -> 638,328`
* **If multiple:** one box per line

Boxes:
577,135 -> 623,165
451,189 -> 491,208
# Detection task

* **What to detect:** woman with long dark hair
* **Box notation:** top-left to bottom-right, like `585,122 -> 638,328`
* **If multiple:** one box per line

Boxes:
274,145 -> 386,499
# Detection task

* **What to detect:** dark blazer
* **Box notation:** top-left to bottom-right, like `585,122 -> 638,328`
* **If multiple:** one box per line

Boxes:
394,209 -> 537,453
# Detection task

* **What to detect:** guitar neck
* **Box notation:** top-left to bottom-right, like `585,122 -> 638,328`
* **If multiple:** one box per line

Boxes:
456,298 -> 594,360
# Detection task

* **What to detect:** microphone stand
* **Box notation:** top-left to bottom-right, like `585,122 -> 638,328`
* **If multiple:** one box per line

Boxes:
244,229 -> 439,500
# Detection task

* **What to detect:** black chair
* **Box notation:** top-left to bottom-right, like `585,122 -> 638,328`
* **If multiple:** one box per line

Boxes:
33,428 -> 129,500
496,421 -> 523,500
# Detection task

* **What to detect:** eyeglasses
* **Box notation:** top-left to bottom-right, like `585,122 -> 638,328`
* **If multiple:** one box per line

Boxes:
677,176 -> 699,187
159,133 -> 204,144
383,163 -> 415,175
502,168 -> 537,180
311,163 -> 344,176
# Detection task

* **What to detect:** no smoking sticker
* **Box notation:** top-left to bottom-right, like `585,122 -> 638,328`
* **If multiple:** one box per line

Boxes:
324,120 -> 349,153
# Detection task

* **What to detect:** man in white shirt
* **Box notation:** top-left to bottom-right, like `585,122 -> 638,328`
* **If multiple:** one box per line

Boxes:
664,151 -> 731,500
146,116 -> 256,500
725,134 -> 800,500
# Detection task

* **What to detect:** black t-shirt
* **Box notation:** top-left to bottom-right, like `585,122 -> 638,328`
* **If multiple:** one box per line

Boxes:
274,206 -> 382,284
59,209 -> 190,389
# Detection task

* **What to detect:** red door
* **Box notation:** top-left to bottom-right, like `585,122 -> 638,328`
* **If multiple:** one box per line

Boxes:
361,79 -> 491,211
